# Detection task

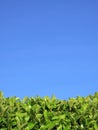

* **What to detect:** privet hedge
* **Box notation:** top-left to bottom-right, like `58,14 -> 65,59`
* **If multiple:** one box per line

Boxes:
0,91 -> 98,130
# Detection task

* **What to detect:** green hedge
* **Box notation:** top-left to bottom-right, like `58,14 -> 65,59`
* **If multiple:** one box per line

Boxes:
0,91 -> 98,130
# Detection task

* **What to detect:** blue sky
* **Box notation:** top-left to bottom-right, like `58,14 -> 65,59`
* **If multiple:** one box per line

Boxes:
0,0 -> 98,100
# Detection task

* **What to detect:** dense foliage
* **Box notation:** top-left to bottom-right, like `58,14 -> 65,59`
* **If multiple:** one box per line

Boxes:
0,91 -> 98,130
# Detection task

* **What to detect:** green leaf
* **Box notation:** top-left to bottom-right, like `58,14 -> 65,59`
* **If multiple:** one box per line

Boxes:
57,124 -> 62,130
26,122 -> 36,130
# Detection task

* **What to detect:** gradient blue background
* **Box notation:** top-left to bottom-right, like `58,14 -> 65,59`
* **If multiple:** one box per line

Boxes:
0,0 -> 98,100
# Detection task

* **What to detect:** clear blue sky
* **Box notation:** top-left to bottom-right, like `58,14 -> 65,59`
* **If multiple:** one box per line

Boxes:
0,0 -> 98,100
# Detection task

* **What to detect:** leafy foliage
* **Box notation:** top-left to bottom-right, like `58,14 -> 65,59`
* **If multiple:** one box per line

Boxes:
0,91 -> 98,129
